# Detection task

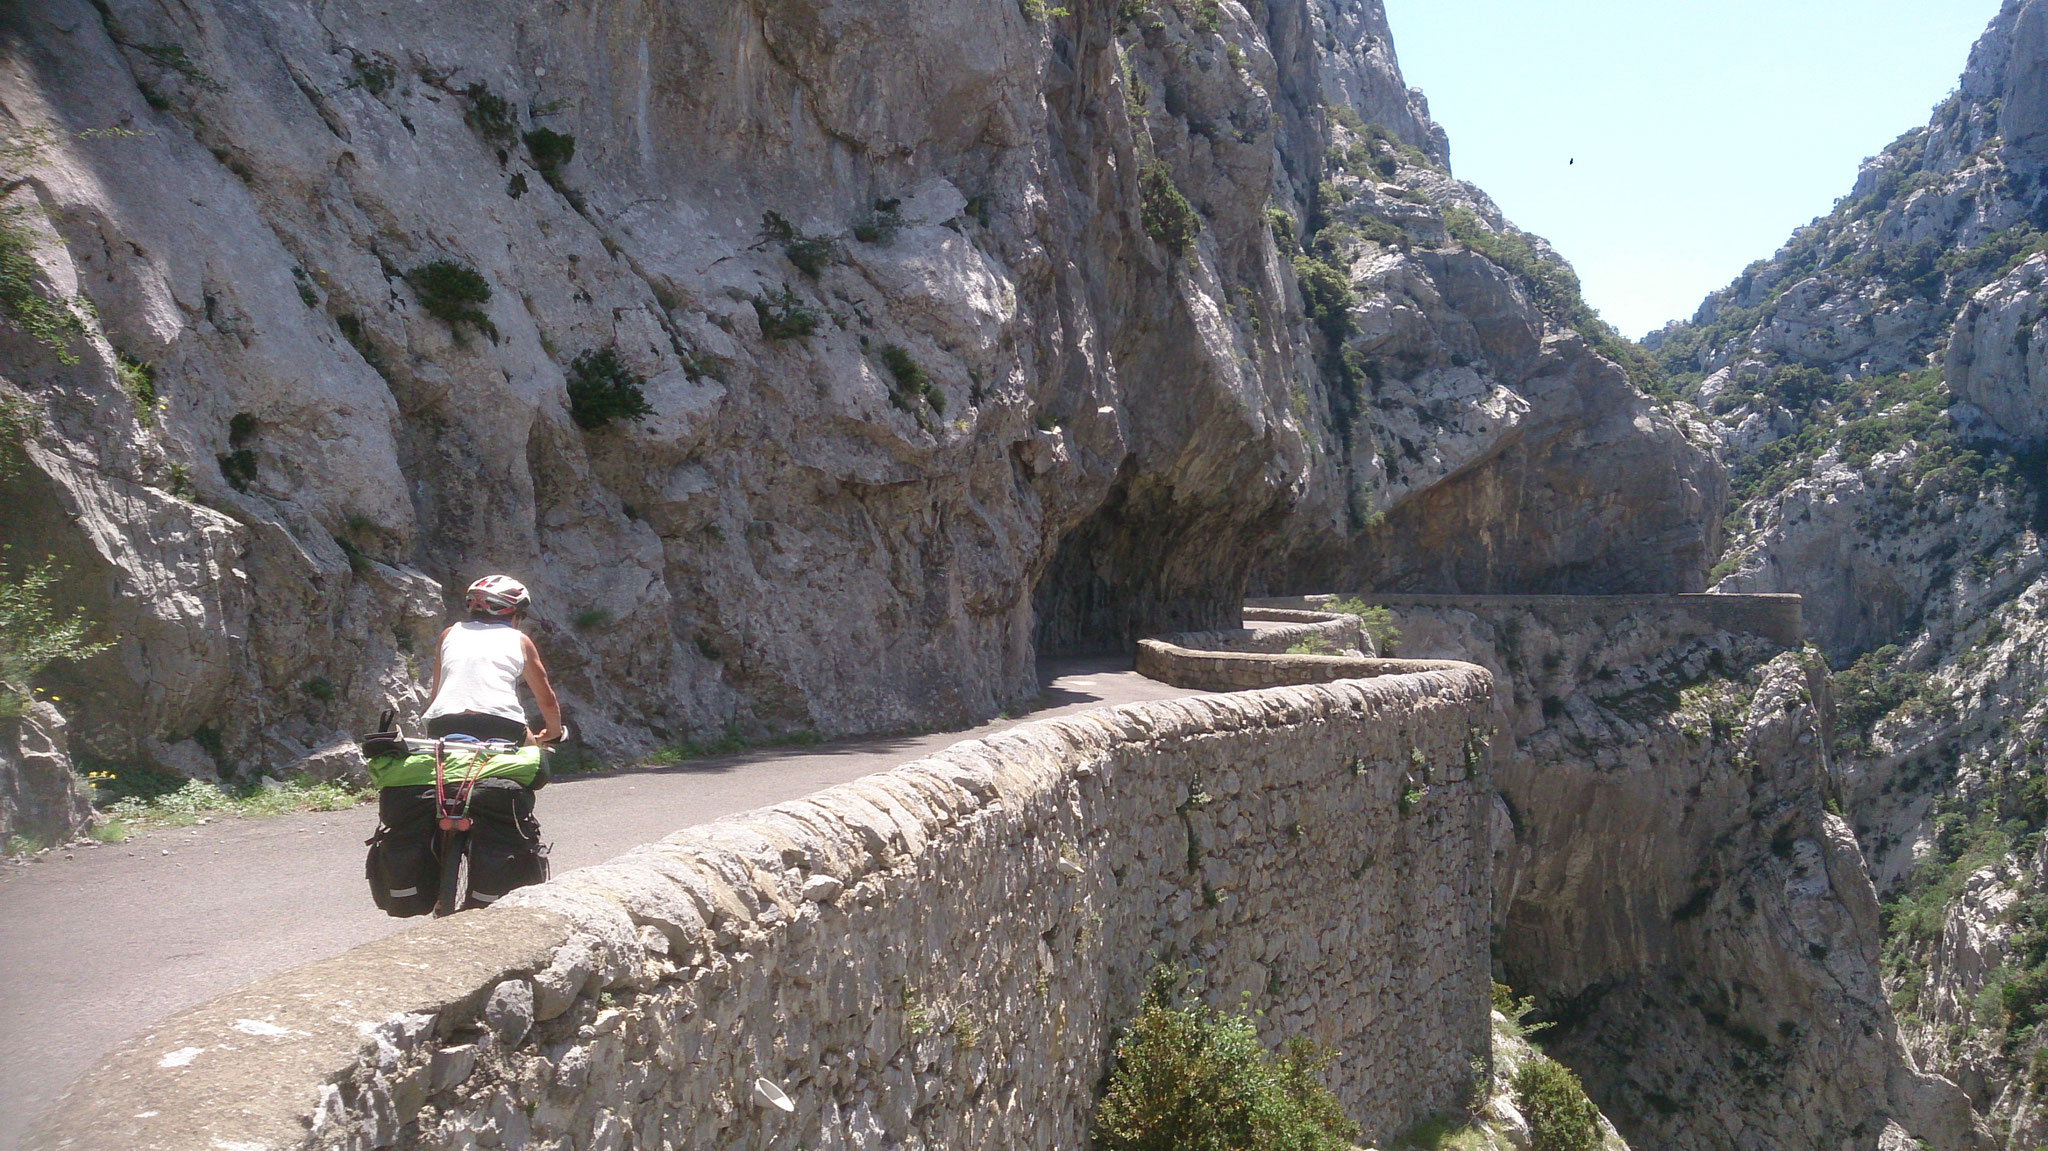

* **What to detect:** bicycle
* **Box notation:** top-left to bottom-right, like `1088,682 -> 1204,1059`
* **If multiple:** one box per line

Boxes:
394,730 -> 562,917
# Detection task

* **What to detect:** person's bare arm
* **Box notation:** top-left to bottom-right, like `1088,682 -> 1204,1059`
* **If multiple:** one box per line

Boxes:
520,634 -> 563,743
425,626 -> 450,706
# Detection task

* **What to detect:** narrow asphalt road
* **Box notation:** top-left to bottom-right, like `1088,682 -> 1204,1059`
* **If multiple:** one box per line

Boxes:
0,659 -> 1205,1150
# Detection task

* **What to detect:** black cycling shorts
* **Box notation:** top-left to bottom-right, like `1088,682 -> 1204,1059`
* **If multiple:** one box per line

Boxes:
426,711 -> 528,743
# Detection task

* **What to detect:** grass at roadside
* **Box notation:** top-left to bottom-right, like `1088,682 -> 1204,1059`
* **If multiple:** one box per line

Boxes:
628,729 -> 824,770
86,776 -> 373,843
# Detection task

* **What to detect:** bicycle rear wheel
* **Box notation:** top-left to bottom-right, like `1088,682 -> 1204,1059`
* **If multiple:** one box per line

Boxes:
435,829 -> 469,916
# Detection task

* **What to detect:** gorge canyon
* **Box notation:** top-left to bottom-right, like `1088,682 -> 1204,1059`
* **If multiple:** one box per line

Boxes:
12,0 -> 2048,1148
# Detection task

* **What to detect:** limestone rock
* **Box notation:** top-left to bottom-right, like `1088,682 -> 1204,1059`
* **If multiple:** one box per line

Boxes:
0,700 -> 91,846
1382,599 -> 1986,1150
0,0 -> 1715,778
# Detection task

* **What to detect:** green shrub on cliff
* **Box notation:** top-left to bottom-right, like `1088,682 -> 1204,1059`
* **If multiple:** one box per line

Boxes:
1291,254 -> 1353,344
461,82 -> 519,147
0,394 -> 37,483
566,347 -> 653,430
406,260 -> 496,342
1140,162 -> 1200,256
0,205 -> 88,364
523,128 -> 575,195
753,287 -> 819,340
760,210 -> 835,278
1095,972 -> 1359,1151
0,560 -> 109,719
1322,596 -> 1399,653
1510,1056 -> 1601,1151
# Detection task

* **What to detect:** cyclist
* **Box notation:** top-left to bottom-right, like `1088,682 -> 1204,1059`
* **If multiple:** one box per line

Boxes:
362,575 -> 560,915
422,574 -> 563,744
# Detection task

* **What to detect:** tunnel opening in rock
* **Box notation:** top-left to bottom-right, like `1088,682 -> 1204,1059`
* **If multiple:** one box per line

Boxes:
1032,460 -> 1277,657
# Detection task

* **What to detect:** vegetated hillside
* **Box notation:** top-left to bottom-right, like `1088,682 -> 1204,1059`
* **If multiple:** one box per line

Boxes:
1648,0 -> 2048,1141
0,0 -> 1714,819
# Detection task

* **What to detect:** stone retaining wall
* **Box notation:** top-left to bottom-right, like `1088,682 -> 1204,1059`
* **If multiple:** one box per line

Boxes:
31,667 -> 1495,1151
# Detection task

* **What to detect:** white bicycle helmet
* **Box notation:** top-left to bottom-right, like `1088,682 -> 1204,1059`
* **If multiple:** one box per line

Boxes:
465,574 -> 530,618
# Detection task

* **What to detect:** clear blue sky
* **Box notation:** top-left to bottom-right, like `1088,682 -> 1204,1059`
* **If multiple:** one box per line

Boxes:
1383,0 -> 2003,338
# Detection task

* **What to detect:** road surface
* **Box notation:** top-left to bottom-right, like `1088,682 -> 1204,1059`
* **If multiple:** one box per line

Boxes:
0,658 -> 1205,1150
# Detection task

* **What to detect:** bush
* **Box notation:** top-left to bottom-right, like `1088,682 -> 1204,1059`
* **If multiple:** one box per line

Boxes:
1291,255 -> 1353,343
1511,1057 -> 1602,1151
1832,645 -> 1927,746
0,562 -> 110,719
753,287 -> 819,340
1095,973 -> 1360,1151
880,344 -> 945,414
335,313 -> 390,380
407,260 -> 496,342
760,210 -> 835,277
461,82 -> 518,146
116,353 -> 157,425
1267,206 -> 1300,255
566,347 -> 654,430
0,205 -> 87,363
523,128 -> 575,190
852,198 -> 904,244
1,394 -> 38,484
345,52 -> 395,96
1322,595 -> 1399,653
1140,162 -> 1200,256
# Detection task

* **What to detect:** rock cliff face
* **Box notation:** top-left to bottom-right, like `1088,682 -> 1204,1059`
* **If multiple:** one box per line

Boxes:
1247,95 -> 1722,597
0,0 -> 1714,792
1383,599 -> 1984,1150
1649,1 -> 2048,1142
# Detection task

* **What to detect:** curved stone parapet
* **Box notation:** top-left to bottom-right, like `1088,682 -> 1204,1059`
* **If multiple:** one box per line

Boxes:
1135,636 -> 1468,692
1238,607 -> 1370,654
29,664 -> 1495,1151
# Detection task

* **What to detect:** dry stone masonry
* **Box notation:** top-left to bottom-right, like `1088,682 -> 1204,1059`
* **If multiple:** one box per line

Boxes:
29,663 -> 1495,1151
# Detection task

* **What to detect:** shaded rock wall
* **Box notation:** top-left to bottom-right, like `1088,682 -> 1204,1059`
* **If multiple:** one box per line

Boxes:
29,667 -> 1496,1151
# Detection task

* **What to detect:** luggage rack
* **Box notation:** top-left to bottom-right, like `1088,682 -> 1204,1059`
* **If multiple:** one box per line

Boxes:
399,735 -> 524,756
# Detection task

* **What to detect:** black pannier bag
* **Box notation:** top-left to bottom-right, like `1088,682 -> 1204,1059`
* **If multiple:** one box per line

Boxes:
364,781 -> 551,915
462,779 -> 550,907
364,785 -> 439,917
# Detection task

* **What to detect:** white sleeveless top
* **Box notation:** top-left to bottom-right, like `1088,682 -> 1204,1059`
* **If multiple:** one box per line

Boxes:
422,621 -> 528,723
